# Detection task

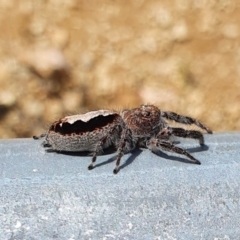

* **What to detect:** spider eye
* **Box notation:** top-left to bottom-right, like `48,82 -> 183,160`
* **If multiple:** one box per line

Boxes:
143,111 -> 151,117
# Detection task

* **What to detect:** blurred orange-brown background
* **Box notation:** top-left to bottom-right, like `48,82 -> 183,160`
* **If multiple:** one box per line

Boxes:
0,0 -> 240,138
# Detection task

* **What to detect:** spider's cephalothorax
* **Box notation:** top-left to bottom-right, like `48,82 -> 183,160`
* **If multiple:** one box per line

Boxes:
33,105 -> 212,174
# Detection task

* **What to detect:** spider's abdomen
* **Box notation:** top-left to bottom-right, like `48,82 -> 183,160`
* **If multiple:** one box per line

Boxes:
44,110 -> 124,152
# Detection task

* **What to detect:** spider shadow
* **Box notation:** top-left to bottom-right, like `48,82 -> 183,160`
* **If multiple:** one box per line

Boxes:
94,144 -> 209,170
45,146 -> 117,157
93,148 -> 143,171
173,140 -> 209,153
153,144 -> 209,164
185,144 -> 209,153
44,146 -> 142,172
44,144 -> 209,170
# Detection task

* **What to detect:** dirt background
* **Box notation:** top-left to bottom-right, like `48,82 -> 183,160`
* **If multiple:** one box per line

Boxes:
0,0 -> 240,138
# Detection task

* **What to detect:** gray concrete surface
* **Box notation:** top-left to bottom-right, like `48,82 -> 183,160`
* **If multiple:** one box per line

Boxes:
0,132 -> 240,240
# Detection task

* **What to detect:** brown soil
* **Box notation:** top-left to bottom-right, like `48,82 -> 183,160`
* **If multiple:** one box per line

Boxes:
0,0 -> 240,138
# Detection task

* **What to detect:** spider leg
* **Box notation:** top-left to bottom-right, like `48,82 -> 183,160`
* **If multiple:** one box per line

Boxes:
147,138 -> 201,164
33,133 -> 51,147
88,124 -> 126,172
161,111 -> 212,134
88,135 -> 108,170
33,133 -> 47,139
113,128 -> 134,174
170,127 -> 205,145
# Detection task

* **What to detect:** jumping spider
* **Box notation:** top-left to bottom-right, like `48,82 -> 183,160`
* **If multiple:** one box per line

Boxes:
33,104 -> 212,174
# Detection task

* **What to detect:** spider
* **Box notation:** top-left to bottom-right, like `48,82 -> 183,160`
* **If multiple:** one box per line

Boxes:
33,104 -> 212,174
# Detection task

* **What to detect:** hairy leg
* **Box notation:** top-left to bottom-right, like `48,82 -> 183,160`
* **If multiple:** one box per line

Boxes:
114,128 -> 134,174
33,133 -> 51,147
88,136 -> 108,170
88,125 -> 124,171
33,133 -> 47,139
170,127 -> 204,145
161,111 -> 212,134
147,138 -> 201,164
